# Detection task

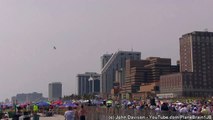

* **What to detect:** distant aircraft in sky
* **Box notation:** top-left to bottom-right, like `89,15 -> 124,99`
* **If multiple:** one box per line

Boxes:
53,46 -> 56,49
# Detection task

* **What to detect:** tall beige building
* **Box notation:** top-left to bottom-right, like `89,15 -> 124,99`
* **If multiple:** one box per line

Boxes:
180,31 -> 213,96
48,82 -> 62,100
160,31 -> 213,97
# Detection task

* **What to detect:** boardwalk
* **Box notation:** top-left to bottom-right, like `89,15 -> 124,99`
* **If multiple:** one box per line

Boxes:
40,115 -> 64,120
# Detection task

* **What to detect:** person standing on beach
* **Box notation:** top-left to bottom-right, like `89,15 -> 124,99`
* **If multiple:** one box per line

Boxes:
74,107 -> 79,120
78,105 -> 87,120
64,107 -> 75,120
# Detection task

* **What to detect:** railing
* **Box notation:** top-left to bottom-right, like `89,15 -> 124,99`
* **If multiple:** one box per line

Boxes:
85,106 -> 213,120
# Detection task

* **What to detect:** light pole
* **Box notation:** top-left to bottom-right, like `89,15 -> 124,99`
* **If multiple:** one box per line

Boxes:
119,68 -> 125,99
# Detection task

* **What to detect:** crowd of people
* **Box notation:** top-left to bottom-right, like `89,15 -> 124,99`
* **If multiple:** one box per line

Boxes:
0,101 -> 88,120
64,105 -> 87,120
0,104 -> 38,120
96,97 -> 213,116
1,97 -> 213,120
62,97 -> 213,120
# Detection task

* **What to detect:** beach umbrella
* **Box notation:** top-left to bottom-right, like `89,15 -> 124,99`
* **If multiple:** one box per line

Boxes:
52,100 -> 63,106
127,101 -> 132,105
63,103 -> 77,108
3,103 -> 13,108
106,100 -> 113,104
36,101 -> 50,107
94,100 -> 103,105
63,100 -> 72,104
175,102 -> 183,105
18,103 -> 28,108
121,99 -> 128,104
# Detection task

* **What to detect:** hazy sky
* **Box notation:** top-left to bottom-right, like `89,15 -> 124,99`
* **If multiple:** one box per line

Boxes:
0,0 -> 213,101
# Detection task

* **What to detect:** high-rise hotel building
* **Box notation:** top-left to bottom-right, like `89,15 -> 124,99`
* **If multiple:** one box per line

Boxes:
180,31 -> 213,95
101,51 -> 141,95
48,82 -> 62,100
160,31 -> 213,97
77,72 -> 100,96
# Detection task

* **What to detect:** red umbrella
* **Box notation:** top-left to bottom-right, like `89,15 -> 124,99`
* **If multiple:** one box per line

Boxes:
52,100 -> 63,106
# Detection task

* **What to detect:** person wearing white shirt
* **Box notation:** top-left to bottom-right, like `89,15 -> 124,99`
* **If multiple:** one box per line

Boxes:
64,107 -> 75,120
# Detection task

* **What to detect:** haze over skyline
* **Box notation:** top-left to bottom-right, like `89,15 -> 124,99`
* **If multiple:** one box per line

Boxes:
0,0 -> 213,101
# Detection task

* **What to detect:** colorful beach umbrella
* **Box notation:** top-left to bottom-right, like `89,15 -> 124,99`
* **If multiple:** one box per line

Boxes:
106,100 -> 113,104
36,101 -> 50,107
52,100 -> 63,106
63,103 -> 77,108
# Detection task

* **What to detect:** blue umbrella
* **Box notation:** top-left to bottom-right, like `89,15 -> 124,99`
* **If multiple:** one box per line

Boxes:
63,103 -> 77,108
93,100 -> 103,105
63,100 -> 72,104
36,101 -> 50,107
3,103 -> 13,108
